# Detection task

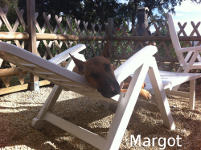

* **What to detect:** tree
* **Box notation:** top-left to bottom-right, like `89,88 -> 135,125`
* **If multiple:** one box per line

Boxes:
122,0 -> 201,28
17,0 -> 201,28
18,0 -> 121,27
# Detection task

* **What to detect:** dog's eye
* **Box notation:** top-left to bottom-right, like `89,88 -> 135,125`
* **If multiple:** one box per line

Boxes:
104,64 -> 111,72
91,73 -> 99,79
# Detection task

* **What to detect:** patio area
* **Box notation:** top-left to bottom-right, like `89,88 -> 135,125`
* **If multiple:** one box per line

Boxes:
0,86 -> 201,150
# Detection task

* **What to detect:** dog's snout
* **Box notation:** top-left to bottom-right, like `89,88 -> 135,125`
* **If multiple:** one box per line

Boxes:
72,55 -> 120,98
111,88 -> 120,96
98,78 -> 120,98
111,81 -> 120,95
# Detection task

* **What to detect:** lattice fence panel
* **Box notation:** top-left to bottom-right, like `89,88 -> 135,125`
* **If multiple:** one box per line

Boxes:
35,12 -> 106,60
0,7 -> 29,93
1,6 -> 201,95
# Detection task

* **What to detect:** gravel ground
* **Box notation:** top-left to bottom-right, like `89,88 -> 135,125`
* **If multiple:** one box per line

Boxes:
0,86 -> 201,150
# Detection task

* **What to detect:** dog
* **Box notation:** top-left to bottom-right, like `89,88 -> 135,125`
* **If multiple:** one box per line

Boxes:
70,54 -> 120,98
69,50 -> 151,99
101,42 -> 151,99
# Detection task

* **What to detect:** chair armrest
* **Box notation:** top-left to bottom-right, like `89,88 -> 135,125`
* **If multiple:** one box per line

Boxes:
180,45 -> 201,53
114,45 -> 158,84
49,44 -> 86,64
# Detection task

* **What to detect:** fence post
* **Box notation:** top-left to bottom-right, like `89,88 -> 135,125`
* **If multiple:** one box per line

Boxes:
26,0 -> 39,91
103,18 -> 114,60
136,7 -> 150,36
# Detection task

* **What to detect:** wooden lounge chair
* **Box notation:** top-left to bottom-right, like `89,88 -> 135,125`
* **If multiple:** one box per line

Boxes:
167,13 -> 201,72
0,42 -> 175,150
166,13 -> 201,109
145,70 -> 201,110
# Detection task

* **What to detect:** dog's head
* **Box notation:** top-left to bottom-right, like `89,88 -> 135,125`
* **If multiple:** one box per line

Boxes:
70,54 -> 120,98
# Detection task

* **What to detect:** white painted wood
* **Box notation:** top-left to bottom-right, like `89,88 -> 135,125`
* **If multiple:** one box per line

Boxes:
167,14 -> 201,72
160,71 -> 201,90
19,63 -> 36,67
114,45 -> 157,84
111,94 -> 120,101
45,77 -> 71,82
197,54 -> 201,62
167,13 -> 201,109
32,54 -> 84,129
185,51 -> 193,63
66,53 -> 86,71
192,61 -> 201,67
44,112 -> 106,149
49,44 -> 86,64
0,42 -> 89,85
183,51 -> 199,72
0,42 -> 177,150
0,58 -> 3,67
144,68 -> 201,110
34,71 -> 54,75
148,57 -> 175,130
105,64 -> 150,150
167,14 -> 181,50
32,85 -> 63,129
190,80 -> 196,110
145,70 -> 201,91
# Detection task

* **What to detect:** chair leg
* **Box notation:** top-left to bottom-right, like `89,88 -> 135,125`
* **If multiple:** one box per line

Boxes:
176,66 -> 183,72
104,65 -> 149,150
32,85 -> 62,129
189,80 -> 196,110
149,58 -> 175,130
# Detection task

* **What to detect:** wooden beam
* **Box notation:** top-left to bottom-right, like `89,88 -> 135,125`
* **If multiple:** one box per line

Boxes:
43,112 -> 106,149
26,0 -> 39,91
0,31 -> 201,42
36,33 -> 79,40
0,80 -> 50,95
0,68 -> 24,77
36,34 -> 201,41
0,32 -> 29,40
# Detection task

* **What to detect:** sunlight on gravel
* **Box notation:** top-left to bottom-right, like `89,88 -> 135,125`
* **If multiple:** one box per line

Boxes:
0,86 -> 201,150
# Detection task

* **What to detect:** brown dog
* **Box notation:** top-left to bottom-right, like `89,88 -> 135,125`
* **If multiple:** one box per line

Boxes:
102,43 -> 151,99
70,54 -> 120,98
69,53 -> 151,99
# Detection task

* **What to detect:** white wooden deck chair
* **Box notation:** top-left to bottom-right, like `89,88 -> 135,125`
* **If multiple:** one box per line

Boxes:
145,70 -> 201,110
0,42 -> 175,150
167,13 -> 201,72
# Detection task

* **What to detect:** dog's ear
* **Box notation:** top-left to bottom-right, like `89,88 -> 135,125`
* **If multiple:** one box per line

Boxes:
69,54 -> 85,74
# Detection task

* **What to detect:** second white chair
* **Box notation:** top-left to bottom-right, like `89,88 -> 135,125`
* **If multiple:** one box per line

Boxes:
167,13 -> 201,72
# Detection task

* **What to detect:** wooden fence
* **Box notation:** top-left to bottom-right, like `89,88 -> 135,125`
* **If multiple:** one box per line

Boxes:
0,0 -> 201,95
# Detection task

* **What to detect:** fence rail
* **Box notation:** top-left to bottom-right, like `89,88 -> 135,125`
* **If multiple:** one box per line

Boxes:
0,1 -> 201,95
1,32 -> 201,41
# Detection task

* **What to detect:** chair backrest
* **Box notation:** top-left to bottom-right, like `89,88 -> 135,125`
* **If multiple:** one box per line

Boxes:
167,14 -> 181,50
167,14 -> 185,66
